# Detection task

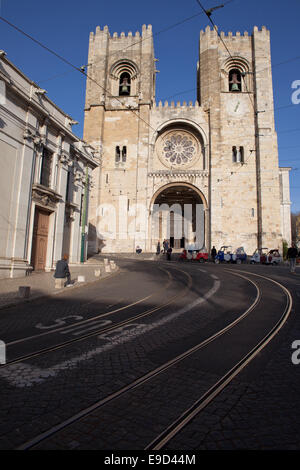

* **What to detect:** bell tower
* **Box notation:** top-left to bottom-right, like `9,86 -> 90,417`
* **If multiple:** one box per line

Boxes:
198,25 -> 282,252
83,25 -> 156,253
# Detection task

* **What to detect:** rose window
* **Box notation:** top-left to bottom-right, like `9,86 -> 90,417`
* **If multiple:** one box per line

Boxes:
157,130 -> 199,168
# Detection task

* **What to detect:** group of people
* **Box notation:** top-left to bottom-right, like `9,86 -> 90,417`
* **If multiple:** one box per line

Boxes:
53,242 -> 299,289
156,240 -> 173,260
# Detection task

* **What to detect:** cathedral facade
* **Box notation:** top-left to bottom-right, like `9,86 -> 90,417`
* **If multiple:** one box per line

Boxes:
83,23 -> 291,255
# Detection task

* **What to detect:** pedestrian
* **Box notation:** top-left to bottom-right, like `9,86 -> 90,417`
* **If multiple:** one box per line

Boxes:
156,240 -> 161,255
163,239 -> 167,253
166,247 -> 172,261
54,254 -> 72,287
287,242 -> 298,274
211,246 -> 217,261
136,245 -> 142,254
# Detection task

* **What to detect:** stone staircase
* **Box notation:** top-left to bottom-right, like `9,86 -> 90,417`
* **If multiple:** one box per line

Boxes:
86,252 -> 181,262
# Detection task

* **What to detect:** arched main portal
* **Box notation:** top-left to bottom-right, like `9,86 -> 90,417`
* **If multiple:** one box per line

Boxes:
150,183 -> 207,251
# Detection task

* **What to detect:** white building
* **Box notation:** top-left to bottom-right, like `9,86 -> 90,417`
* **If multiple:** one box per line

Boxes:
0,52 -> 98,278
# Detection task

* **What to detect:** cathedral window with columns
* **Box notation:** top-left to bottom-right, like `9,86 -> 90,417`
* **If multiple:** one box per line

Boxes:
232,146 -> 244,163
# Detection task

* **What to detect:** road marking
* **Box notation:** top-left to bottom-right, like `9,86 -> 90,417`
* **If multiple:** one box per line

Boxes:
35,316 -> 84,330
0,280 -> 220,388
67,320 -> 113,337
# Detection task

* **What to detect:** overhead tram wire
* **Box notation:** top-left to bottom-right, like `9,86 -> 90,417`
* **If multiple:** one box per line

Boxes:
0,4 -> 241,139
88,0 -> 238,67
0,15 -> 158,135
195,0 -> 255,112
26,1 -> 238,84
1,13 -> 297,163
38,11 -> 209,84
1,13 -> 296,213
192,1 -> 300,186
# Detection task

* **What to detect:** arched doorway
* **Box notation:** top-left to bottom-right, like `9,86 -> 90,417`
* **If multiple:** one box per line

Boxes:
150,183 -> 207,251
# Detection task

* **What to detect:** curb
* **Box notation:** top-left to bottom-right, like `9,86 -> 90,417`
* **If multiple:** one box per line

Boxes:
0,267 -> 121,312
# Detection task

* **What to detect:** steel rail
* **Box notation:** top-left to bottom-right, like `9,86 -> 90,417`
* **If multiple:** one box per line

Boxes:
17,270 -> 260,450
1,266 -> 192,369
5,266 -> 173,347
145,270 -> 293,450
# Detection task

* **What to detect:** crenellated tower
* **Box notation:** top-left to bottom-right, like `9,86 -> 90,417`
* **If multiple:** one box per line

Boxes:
198,25 -> 282,250
83,25 -> 156,253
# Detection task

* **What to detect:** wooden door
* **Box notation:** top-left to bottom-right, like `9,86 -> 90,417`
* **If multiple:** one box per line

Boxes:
31,208 -> 50,271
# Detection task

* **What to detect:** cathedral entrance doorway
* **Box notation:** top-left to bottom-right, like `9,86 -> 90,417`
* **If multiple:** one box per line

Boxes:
151,183 -> 207,251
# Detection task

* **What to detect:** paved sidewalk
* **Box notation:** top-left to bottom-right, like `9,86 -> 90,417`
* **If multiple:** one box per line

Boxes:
0,258 -> 119,310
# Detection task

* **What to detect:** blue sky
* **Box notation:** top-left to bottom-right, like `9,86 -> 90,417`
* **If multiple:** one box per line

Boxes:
1,0 -> 299,211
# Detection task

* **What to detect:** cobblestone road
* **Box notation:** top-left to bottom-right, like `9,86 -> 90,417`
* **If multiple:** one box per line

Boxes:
0,260 -> 299,451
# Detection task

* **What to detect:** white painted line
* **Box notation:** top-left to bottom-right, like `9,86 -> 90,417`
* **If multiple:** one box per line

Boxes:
70,320 -> 113,337
0,281 -> 220,388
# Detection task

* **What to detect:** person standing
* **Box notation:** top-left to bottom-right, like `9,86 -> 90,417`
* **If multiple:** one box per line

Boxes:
211,246 -> 217,261
287,242 -> 298,274
54,254 -> 72,286
156,241 -> 161,255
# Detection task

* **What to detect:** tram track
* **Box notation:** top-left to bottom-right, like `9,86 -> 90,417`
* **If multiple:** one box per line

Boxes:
146,270 -> 293,450
0,265 -> 192,368
16,269 -> 271,451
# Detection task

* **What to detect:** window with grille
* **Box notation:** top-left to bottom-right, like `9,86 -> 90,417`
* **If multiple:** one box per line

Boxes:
40,147 -> 52,187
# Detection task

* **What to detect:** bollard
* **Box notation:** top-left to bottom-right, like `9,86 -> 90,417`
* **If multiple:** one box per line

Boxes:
55,278 -> 65,289
77,275 -> 85,283
105,265 -> 111,273
104,258 -> 109,265
94,269 -> 101,277
110,261 -> 115,270
19,286 -> 30,298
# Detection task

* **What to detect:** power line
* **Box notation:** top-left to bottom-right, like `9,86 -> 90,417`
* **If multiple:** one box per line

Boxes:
0,15 -> 159,134
278,127 -> 300,134
38,11 -> 209,84
2,12 -> 299,156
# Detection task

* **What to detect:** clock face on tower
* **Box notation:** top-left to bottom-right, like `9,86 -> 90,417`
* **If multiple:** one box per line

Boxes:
226,96 -> 247,117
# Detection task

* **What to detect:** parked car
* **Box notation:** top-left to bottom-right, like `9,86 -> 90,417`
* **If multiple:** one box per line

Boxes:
234,247 -> 247,264
250,247 -> 268,264
265,249 -> 282,265
179,248 -> 208,263
192,249 -> 209,263
215,246 -> 234,264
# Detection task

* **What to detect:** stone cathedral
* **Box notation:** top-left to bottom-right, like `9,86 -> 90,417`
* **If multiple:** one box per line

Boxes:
83,23 -> 291,255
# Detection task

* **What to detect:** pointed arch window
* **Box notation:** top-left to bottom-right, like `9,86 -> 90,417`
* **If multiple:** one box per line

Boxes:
119,72 -> 131,96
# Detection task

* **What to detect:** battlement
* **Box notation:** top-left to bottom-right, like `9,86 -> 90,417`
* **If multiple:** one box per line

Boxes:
89,24 -> 152,41
154,100 -> 200,110
199,24 -> 269,40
